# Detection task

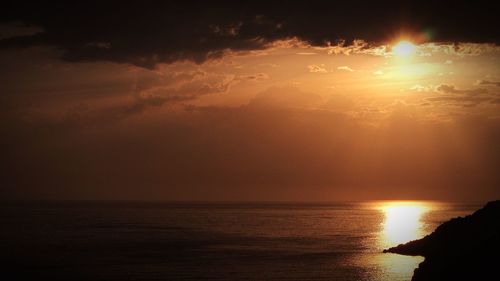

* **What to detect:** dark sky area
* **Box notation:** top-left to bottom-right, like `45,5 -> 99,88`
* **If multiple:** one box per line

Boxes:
2,1 -> 498,67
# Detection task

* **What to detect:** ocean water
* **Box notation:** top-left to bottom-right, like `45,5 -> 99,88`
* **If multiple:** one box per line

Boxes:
0,201 -> 480,281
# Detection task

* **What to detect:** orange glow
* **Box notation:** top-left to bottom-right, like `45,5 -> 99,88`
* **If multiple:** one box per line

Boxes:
2,37 -> 500,202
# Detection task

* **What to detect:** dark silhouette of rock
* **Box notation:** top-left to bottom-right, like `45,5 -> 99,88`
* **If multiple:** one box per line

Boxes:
384,200 -> 500,281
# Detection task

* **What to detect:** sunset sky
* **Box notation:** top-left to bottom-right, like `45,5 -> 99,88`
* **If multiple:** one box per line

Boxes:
1,1 -> 499,201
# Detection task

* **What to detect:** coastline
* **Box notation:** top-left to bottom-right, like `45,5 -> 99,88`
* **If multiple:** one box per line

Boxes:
384,201 -> 500,281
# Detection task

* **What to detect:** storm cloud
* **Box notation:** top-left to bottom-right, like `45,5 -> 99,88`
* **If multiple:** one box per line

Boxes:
1,0 -> 499,68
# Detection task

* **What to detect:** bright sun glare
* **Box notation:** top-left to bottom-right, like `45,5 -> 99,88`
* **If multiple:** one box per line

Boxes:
392,40 -> 417,58
378,201 -> 431,247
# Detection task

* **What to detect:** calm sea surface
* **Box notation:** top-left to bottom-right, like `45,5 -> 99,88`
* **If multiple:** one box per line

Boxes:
0,201 -> 480,281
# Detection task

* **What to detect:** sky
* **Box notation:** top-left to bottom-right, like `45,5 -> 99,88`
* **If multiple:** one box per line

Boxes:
1,1 -> 499,201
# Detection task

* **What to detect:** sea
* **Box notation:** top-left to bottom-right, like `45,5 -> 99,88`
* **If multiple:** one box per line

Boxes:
0,201 -> 481,281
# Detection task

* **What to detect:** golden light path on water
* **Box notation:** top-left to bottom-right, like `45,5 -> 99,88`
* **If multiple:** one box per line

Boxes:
372,201 -> 437,279
379,201 -> 431,247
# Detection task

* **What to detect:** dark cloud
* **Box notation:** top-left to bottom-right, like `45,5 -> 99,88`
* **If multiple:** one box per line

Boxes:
239,73 -> 269,81
478,80 -> 500,87
426,96 -> 491,107
429,84 -> 493,106
490,98 -> 500,104
125,94 -> 188,114
248,86 -> 322,109
0,21 -> 42,40
1,0 -> 498,68
436,84 -> 488,95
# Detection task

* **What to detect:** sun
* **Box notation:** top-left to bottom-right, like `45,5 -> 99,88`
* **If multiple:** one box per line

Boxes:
392,40 -> 416,58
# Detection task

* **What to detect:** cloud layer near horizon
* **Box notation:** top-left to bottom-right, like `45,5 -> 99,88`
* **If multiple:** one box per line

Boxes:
3,85 -> 500,201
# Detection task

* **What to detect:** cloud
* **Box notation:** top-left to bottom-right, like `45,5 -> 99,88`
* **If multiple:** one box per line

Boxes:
85,42 -> 112,49
426,96 -> 491,106
0,21 -> 43,40
238,73 -> 269,81
197,75 -> 236,94
410,84 -> 432,92
145,74 -> 236,102
421,84 -> 496,107
308,64 -> 327,73
478,80 -> 500,87
248,86 -> 323,109
327,40 -> 389,57
452,43 -> 500,56
337,66 -> 354,72
436,84 -> 488,95
126,92 -> 195,114
296,52 -> 317,55
4,90 -> 500,201
99,73 -> 238,117
1,1 -> 498,68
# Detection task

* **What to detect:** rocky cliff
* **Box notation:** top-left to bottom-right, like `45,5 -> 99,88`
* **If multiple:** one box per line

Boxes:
384,200 -> 500,281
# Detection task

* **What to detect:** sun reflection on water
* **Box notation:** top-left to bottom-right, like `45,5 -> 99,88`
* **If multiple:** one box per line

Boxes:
377,201 -> 432,248
364,201 -> 435,280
